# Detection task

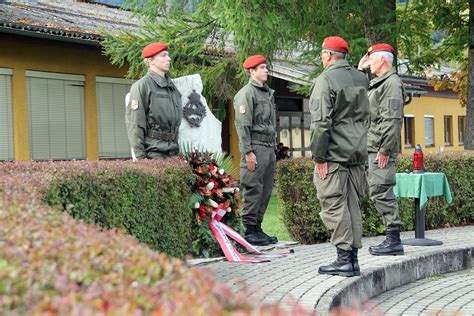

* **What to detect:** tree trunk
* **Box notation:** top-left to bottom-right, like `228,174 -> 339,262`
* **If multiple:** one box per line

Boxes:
466,0 -> 474,150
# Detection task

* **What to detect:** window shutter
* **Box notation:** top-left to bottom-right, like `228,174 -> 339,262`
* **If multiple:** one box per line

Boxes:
424,117 -> 434,146
96,78 -> 133,158
0,69 -> 13,160
27,73 -> 86,160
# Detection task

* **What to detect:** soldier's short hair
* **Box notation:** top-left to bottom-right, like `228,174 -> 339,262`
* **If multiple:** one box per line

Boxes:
372,51 -> 394,66
144,57 -> 151,68
322,49 -> 346,60
332,51 -> 346,60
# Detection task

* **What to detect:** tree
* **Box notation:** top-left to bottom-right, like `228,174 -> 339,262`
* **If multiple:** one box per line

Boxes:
467,0 -> 473,150
102,0 -> 396,119
397,0 -> 472,149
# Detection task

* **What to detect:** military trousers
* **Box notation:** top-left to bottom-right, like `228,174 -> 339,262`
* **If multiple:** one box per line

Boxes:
240,144 -> 276,226
367,153 -> 401,231
313,162 -> 365,251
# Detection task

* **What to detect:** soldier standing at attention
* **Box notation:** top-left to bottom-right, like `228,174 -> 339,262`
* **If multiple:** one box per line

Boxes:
126,42 -> 182,159
310,36 -> 369,277
233,54 -> 278,246
358,44 -> 405,256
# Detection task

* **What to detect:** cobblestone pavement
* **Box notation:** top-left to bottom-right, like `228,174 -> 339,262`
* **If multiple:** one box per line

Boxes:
368,268 -> 474,315
202,226 -> 474,314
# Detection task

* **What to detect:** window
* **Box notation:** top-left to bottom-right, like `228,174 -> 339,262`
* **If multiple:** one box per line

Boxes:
27,71 -> 86,160
275,97 -> 303,112
424,116 -> 434,147
0,68 -> 13,160
403,115 -> 415,148
96,77 -> 134,158
458,116 -> 466,145
444,115 -> 453,146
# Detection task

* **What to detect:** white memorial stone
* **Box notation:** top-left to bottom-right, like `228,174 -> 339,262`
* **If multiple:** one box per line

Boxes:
172,74 -> 222,153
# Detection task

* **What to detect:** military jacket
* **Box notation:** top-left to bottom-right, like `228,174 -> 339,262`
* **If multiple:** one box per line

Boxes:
126,71 -> 182,159
233,79 -> 277,154
309,59 -> 369,165
367,69 -> 404,158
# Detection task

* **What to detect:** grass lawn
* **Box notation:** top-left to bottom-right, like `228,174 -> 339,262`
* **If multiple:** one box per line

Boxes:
262,194 -> 292,241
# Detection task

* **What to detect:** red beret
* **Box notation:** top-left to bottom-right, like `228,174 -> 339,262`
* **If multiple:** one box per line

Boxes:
322,36 -> 349,53
368,43 -> 395,55
141,42 -> 168,58
243,54 -> 267,69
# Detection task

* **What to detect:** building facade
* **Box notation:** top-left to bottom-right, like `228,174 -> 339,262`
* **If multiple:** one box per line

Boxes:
0,0 -> 135,161
0,1 -> 466,172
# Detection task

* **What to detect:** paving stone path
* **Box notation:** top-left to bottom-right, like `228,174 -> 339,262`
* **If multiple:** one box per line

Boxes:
368,268 -> 474,315
201,226 -> 474,314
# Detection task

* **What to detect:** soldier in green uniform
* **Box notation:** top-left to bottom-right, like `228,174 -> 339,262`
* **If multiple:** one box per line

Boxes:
358,44 -> 405,256
233,54 -> 278,246
126,42 -> 182,159
310,36 -> 369,277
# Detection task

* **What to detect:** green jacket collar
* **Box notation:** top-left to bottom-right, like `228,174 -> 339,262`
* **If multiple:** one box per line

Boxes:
250,79 -> 271,92
324,59 -> 351,72
148,70 -> 173,88
369,68 -> 397,88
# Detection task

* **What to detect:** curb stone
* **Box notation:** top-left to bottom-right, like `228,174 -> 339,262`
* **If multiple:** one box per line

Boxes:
316,246 -> 473,313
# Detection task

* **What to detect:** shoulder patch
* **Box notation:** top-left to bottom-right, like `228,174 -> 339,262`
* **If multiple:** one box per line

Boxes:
239,105 -> 247,114
310,99 -> 319,112
390,99 -> 401,111
131,99 -> 139,110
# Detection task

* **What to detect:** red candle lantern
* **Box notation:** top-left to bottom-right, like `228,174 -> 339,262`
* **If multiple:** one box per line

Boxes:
413,144 -> 424,173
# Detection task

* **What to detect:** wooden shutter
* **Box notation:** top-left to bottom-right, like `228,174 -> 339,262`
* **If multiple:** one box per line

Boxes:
27,71 -> 86,160
424,116 -> 434,147
96,77 -> 134,158
0,68 -> 13,160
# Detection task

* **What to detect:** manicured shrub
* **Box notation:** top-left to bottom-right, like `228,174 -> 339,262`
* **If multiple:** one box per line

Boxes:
275,158 -> 330,244
44,159 -> 193,258
1,162 -> 317,315
276,153 -> 474,244
421,153 -> 474,228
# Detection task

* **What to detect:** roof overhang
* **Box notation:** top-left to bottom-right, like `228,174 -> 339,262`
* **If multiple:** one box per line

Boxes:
270,61 -> 311,85
0,21 -> 103,46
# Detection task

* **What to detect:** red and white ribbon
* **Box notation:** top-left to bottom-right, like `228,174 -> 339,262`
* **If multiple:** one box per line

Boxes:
209,204 -> 269,263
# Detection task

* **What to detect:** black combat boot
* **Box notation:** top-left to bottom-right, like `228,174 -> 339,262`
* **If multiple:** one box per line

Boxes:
318,248 -> 355,277
244,225 -> 272,246
368,238 -> 389,253
369,230 -> 404,256
351,248 -> 360,276
256,222 -> 278,244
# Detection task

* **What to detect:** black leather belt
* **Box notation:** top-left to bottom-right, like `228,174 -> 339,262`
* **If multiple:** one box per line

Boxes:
251,132 -> 274,142
147,130 -> 177,142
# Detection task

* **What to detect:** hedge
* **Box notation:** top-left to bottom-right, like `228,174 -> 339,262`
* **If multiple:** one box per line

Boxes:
0,161 -> 316,315
43,159 -> 192,258
276,152 -> 474,244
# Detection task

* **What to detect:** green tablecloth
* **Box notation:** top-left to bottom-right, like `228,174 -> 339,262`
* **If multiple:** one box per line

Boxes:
394,172 -> 453,209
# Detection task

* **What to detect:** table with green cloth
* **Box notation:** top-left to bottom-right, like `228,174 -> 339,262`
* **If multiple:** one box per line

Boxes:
394,172 -> 453,246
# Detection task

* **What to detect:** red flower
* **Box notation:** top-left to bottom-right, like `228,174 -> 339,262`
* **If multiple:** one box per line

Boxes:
199,205 -> 207,220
